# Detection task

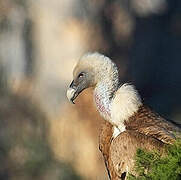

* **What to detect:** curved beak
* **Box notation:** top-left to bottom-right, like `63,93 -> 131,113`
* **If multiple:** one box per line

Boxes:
67,80 -> 82,104
66,88 -> 76,104
67,75 -> 88,104
67,80 -> 76,104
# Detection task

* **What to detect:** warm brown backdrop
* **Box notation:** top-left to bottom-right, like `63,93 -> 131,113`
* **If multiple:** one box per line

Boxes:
0,0 -> 181,179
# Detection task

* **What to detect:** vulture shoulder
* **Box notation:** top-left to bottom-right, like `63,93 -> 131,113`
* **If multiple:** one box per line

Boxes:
99,106 -> 181,179
109,130 -> 166,178
125,105 -> 181,144
99,120 -> 166,179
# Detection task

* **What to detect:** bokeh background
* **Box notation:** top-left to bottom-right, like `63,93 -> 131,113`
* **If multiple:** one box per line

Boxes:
0,0 -> 181,179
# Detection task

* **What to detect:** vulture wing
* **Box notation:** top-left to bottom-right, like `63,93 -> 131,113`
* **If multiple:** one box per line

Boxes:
125,105 -> 181,144
99,105 -> 181,180
99,120 -> 166,179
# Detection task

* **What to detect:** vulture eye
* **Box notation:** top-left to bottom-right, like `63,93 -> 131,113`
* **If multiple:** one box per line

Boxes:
78,72 -> 84,78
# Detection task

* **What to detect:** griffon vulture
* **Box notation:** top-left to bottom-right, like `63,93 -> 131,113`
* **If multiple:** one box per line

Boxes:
67,52 -> 181,180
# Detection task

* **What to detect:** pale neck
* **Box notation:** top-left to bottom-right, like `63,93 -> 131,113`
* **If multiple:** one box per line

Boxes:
94,76 -> 118,120
95,79 -> 118,99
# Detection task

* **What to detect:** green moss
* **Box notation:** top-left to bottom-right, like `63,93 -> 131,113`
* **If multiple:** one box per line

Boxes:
128,139 -> 181,180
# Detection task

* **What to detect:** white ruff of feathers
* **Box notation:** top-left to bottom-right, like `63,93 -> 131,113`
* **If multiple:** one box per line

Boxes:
111,83 -> 142,134
82,53 -> 143,138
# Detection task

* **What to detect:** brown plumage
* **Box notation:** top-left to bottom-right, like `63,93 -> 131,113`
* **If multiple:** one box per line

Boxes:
99,105 -> 180,179
67,53 -> 181,179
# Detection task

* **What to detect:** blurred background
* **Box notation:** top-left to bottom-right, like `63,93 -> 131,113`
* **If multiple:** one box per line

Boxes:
0,0 -> 181,179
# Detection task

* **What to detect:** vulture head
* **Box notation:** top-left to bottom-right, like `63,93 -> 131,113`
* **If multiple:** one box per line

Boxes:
67,52 -> 119,104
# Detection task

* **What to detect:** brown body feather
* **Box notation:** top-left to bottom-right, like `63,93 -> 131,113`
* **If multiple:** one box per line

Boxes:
99,105 -> 181,180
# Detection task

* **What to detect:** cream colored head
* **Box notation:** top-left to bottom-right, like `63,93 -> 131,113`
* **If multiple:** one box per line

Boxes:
67,52 -> 118,103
